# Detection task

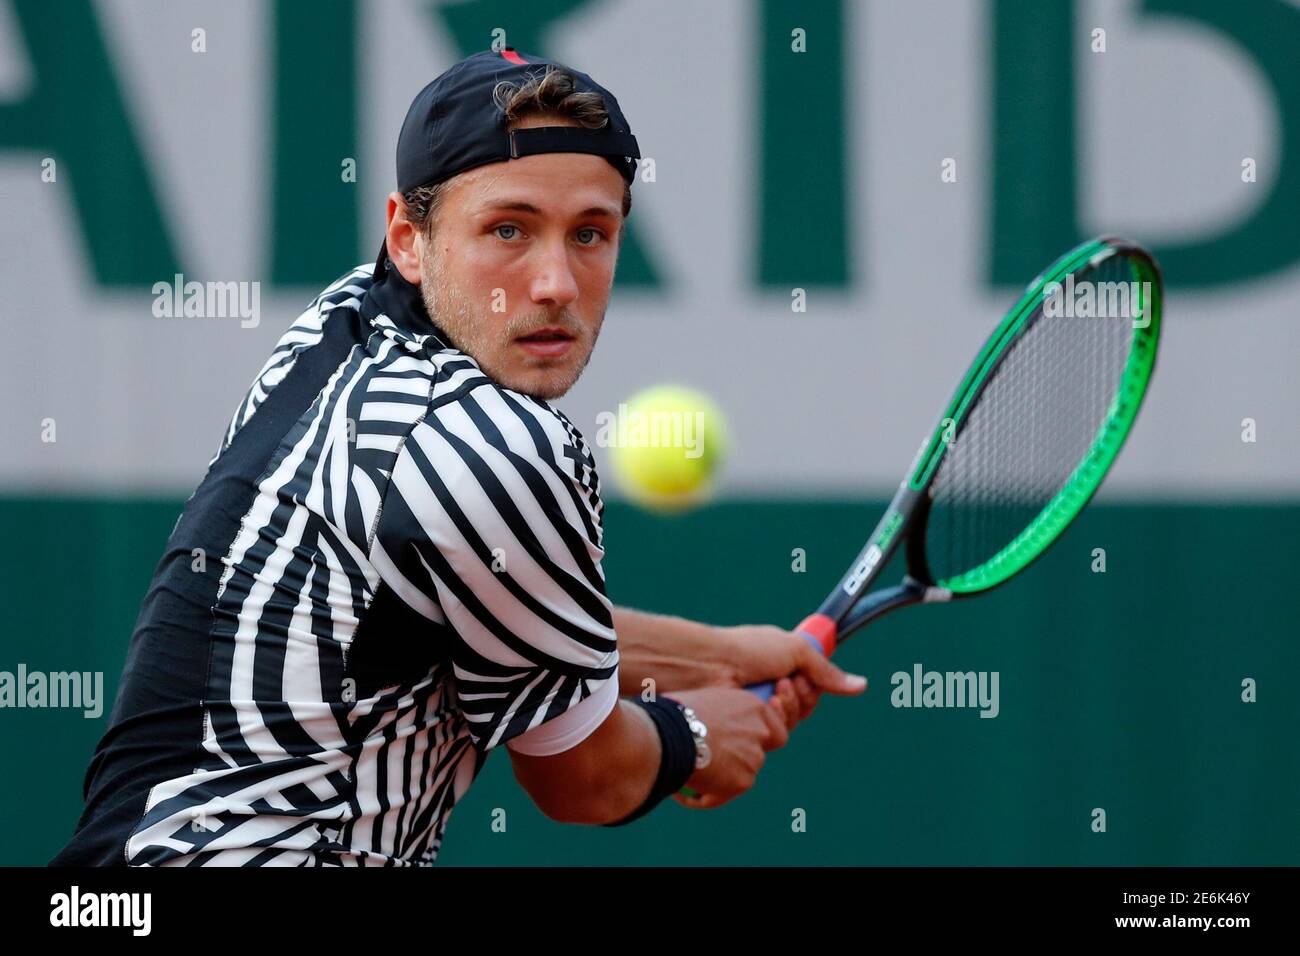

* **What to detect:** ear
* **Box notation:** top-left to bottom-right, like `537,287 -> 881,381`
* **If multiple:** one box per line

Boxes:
384,192 -> 424,285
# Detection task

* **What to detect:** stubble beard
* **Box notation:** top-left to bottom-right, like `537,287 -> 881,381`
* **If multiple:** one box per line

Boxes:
418,259 -> 601,401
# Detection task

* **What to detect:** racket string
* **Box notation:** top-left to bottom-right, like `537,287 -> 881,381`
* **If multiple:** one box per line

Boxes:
925,255 -> 1136,584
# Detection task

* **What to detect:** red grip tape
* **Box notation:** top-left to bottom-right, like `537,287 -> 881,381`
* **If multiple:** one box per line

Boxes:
795,613 -> 838,657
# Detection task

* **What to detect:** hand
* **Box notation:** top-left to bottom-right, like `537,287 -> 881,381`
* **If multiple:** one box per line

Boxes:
667,686 -> 789,810
719,624 -> 868,729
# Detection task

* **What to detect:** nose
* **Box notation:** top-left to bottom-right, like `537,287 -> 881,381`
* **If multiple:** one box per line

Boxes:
528,237 -> 580,310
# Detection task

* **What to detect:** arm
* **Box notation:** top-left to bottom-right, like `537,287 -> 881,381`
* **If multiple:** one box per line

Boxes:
612,607 -> 736,695
373,409 -> 793,824
509,685 -> 792,823
614,607 -> 869,723
508,699 -> 659,824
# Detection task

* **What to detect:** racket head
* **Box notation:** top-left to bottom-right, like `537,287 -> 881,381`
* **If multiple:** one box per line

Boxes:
903,236 -> 1162,596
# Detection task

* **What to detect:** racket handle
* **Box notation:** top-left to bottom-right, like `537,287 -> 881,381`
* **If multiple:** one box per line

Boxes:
743,614 -> 838,700
684,615 -> 840,798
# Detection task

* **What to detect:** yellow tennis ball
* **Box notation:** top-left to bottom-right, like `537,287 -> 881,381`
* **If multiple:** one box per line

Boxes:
606,385 -> 728,511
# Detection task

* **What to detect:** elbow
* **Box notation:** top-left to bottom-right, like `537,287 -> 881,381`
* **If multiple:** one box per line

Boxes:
508,700 -> 656,825
516,750 -> 648,825
527,770 -> 643,826
533,793 -> 603,825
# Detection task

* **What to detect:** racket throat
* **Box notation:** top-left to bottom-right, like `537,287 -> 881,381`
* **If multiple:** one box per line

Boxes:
900,574 -> 952,605
918,581 -> 953,603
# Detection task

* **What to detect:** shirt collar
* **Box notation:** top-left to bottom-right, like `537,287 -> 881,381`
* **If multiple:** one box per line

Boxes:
360,260 -> 455,353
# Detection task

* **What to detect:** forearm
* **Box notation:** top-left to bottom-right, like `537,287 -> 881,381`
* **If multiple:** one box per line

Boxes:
613,606 -> 738,696
508,698 -> 662,825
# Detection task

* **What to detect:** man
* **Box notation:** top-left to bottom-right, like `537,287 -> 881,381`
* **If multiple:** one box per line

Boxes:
52,48 -> 865,867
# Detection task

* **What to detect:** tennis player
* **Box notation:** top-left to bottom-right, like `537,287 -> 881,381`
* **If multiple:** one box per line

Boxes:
52,48 -> 865,867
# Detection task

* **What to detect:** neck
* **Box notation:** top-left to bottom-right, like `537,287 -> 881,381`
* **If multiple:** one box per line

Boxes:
362,261 -> 453,346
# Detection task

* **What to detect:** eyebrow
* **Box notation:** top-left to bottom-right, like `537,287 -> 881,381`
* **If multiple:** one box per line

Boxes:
476,200 -> 621,219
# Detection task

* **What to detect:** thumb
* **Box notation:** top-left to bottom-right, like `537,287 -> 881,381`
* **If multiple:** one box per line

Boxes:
801,649 -> 868,696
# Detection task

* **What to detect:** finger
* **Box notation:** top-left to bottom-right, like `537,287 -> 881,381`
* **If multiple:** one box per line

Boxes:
773,677 -> 801,729
767,692 -> 789,729
768,677 -> 792,713
759,701 -> 789,750
792,675 -> 819,720
799,647 -> 868,696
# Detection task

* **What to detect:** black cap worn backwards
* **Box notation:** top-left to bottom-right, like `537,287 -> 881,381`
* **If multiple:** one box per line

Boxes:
373,47 -> 641,281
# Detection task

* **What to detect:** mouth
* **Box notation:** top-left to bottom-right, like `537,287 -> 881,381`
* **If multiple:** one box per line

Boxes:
515,326 -> 576,359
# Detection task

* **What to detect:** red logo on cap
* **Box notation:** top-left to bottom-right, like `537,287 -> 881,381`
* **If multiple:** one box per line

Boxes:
500,48 -> 527,65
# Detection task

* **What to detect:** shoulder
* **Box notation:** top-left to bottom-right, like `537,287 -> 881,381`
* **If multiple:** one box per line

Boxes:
214,264 -> 375,458
416,373 -> 594,490
389,378 -> 605,550
284,263 -> 375,347
249,262 -> 375,381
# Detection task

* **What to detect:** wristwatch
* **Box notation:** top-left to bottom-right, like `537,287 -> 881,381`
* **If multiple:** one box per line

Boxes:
678,704 -> 711,770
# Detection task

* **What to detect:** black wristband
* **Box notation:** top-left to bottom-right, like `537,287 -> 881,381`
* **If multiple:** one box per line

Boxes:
602,696 -> 697,827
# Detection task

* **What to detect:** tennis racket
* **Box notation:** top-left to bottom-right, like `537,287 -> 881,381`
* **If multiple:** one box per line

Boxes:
749,236 -> 1163,700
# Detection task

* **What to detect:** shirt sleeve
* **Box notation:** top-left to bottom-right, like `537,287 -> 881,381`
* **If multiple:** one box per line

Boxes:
369,385 -> 619,753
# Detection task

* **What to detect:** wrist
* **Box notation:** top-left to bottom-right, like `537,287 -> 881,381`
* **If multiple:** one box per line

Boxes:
602,695 -> 697,827
675,701 -> 712,771
702,625 -> 744,684
676,700 -> 713,799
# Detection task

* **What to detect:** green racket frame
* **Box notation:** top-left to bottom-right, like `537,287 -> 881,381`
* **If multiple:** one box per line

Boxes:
747,236 -> 1163,700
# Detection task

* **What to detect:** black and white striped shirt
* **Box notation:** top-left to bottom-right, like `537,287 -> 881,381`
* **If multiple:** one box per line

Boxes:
54,264 -> 619,866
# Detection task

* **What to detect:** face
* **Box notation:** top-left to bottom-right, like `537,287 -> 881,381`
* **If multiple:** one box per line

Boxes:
395,117 -> 626,400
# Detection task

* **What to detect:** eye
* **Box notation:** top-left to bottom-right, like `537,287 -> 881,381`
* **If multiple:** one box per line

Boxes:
493,224 -> 522,241
575,227 -> 605,246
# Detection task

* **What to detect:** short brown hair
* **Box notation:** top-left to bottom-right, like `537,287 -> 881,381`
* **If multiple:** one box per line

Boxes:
403,66 -> 633,238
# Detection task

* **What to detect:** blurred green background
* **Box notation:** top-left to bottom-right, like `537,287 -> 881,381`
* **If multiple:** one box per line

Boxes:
7,496 -> 1296,866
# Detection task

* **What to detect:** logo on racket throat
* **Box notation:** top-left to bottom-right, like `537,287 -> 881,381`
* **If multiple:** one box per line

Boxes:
843,510 -> 903,595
